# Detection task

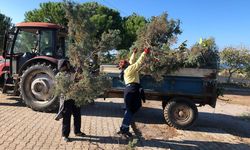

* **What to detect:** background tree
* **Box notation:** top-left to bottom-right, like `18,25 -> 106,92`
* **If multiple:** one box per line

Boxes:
0,12 -> 12,51
24,2 -> 67,26
81,2 -> 122,37
119,13 -> 147,50
245,53 -> 250,79
24,1 -> 124,32
185,38 -> 219,69
245,64 -> 250,79
25,1 -> 124,64
220,47 -> 250,83
78,2 -> 123,66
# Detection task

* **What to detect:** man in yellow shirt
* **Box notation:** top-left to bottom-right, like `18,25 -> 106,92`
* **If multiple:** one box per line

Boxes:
117,48 -> 150,137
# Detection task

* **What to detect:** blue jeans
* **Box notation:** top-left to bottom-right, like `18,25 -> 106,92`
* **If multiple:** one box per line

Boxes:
120,109 -> 133,132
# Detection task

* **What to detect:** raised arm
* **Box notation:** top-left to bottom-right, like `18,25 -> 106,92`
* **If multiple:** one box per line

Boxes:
129,48 -> 138,64
126,48 -> 150,72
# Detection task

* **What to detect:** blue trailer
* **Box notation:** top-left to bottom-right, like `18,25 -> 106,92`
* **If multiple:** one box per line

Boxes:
100,65 -> 218,129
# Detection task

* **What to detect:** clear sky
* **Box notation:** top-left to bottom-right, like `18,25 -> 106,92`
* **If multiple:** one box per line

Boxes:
0,0 -> 250,49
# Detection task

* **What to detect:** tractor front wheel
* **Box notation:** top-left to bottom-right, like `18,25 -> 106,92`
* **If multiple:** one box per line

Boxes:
20,63 -> 58,112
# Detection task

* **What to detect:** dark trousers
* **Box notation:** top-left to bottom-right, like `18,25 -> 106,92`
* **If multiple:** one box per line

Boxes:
62,99 -> 81,137
121,109 -> 134,132
120,84 -> 141,132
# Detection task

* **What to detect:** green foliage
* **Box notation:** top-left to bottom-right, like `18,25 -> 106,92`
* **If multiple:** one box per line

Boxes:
134,13 -> 181,51
185,38 -> 219,69
54,72 -> 74,99
53,1 -> 121,105
220,47 -> 250,83
131,13 -> 183,80
64,1 -> 122,66
79,2 -> 122,67
55,72 -> 110,106
120,13 -> 147,49
24,2 -> 67,26
116,49 -> 130,62
23,1 -> 146,58
126,13 -> 219,81
0,12 -> 12,51
242,50 -> 250,79
82,2 -> 123,38
24,1 -> 123,39
99,29 -> 121,52
246,65 -> 250,79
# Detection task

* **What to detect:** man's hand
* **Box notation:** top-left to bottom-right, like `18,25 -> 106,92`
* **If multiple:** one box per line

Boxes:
144,48 -> 150,54
133,48 -> 138,53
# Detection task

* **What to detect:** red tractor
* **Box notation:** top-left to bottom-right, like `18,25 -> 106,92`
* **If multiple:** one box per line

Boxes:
0,56 -> 10,87
2,22 -> 67,112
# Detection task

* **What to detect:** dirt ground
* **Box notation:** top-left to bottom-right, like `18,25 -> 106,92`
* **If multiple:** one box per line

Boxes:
133,92 -> 250,146
218,93 -> 250,106
0,92 -> 249,149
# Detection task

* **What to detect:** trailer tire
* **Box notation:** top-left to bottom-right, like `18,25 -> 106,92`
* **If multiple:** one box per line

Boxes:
164,100 -> 198,129
20,63 -> 58,112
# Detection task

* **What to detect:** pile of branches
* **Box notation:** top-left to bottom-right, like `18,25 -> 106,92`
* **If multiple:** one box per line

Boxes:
119,13 -> 219,80
54,1 -> 114,106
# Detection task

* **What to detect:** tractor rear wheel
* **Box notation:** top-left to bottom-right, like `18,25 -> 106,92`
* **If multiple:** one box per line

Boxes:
20,63 -> 58,112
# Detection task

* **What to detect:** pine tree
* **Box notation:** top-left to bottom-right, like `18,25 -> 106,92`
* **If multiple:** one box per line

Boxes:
0,12 -> 12,51
55,1 -> 122,105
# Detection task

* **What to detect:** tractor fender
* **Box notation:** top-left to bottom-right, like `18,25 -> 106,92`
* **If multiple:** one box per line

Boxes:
19,56 -> 58,75
162,96 -> 194,110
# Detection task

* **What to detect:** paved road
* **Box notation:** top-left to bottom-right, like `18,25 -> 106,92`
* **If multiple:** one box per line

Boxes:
0,94 -> 249,150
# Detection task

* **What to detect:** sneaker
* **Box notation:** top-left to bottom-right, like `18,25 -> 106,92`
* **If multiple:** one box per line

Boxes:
124,131 -> 132,137
63,136 -> 70,142
116,130 -> 133,138
116,130 -> 123,135
75,132 -> 86,137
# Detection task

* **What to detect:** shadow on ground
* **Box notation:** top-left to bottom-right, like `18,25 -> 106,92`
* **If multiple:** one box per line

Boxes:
66,135 -> 250,150
1,96 -> 249,142
195,112 -> 250,138
82,101 -> 250,138
0,96 -> 25,107
81,101 -> 165,124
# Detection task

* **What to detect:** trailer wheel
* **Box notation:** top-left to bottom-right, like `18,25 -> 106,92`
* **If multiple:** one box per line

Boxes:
20,63 -> 58,112
163,100 -> 198,129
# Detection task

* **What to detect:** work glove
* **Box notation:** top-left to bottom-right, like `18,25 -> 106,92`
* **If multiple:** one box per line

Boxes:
144,48 -> 150,54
